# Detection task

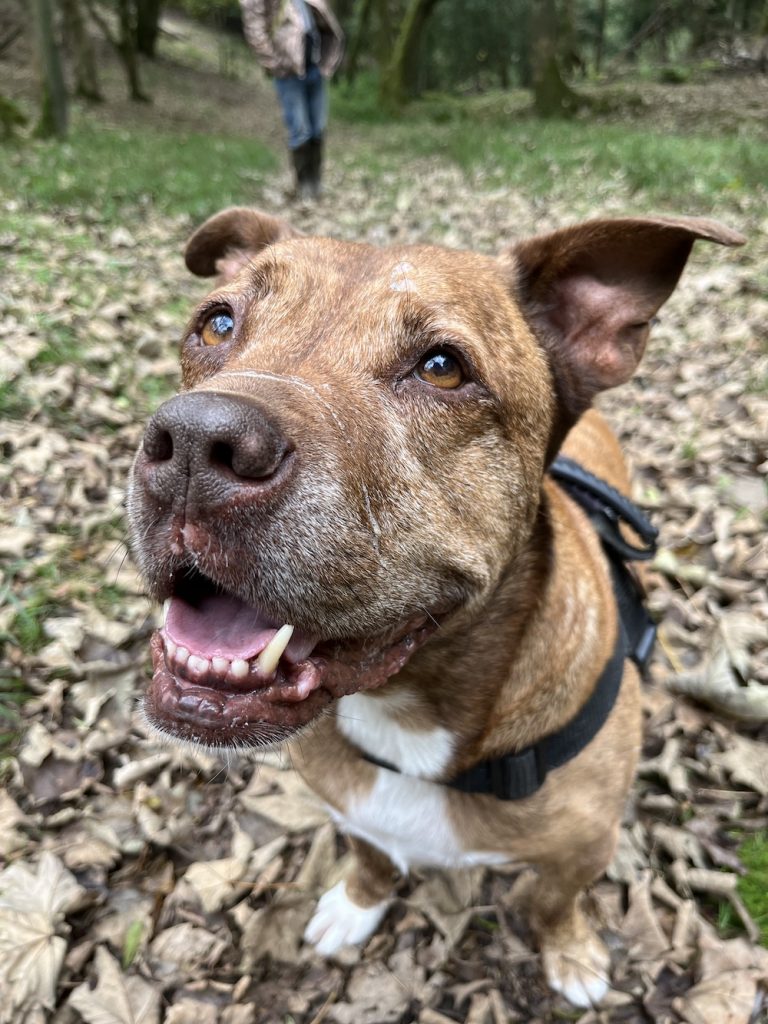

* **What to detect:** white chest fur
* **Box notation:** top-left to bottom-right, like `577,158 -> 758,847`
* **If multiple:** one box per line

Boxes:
333,692 -> 508,874
336,691 -> 455,778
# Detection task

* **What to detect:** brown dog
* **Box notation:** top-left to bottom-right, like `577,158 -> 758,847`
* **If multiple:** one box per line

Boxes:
128,208 -> 743,1006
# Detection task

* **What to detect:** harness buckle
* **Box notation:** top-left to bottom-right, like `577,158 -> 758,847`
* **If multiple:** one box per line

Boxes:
488,745 -> 547,801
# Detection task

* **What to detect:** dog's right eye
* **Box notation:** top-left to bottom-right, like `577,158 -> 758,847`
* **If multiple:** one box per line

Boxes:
416,349 -> 465,390
200,311 -> 234,347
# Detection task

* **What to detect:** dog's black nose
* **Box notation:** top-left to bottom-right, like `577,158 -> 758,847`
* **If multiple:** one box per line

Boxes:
139,391 -> 293,508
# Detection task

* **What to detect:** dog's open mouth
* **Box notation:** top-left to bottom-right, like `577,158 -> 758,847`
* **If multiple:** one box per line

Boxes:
143,568 -> 439,749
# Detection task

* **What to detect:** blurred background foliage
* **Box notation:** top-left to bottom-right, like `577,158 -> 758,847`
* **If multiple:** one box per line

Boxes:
4,0 -> 767,136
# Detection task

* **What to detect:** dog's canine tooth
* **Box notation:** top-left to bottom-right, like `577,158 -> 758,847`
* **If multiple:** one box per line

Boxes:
176,646 -> 190,665
163,599 -> 171,626
212,656 -> 229,675
255,624 -> 294,677
165,638 -> 178,660
231,658 -> 249,679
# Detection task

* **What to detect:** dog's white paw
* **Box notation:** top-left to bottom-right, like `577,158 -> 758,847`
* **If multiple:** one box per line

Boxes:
542,932 -> 611,1008
304,880 -> 389,957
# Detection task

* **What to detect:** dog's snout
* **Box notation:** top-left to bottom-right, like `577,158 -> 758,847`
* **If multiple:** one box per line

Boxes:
139,391 -> 293,506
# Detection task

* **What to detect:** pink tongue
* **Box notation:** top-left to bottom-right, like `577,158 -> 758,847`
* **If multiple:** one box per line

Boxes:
165,593 -> 282,660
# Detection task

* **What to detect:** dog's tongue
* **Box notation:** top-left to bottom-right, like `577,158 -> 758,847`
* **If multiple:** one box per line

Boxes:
165,593 -> 314,662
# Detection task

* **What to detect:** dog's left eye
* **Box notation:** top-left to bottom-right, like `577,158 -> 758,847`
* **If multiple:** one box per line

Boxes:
200,312 -> 234,347
416,349 -> 465,390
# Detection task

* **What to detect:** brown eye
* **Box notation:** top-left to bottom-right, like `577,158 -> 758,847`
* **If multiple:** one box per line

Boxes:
416,349 -> 465,390
200,311 -> 234,347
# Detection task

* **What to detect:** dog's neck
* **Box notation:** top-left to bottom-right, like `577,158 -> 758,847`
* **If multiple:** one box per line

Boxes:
357,478 -> 618,771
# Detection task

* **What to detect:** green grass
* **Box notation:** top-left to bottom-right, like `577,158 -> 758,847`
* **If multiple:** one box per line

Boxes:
0,382 -> 33,420
0,674 -> 31,760
5,589 -> 56,656
736,834 -> 768,944
719,833 -> 768,945
448,122 -> 765,202
3,83 -> 763,224
0,88 -> 761,233
332,78 -> 767,208
0,124 -> 277,221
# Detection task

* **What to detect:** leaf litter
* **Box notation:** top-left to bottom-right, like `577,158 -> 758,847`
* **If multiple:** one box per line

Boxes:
0,144 -> 766,1023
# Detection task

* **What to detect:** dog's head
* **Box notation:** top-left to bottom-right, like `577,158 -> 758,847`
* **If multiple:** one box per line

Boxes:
127,208 -> 742,751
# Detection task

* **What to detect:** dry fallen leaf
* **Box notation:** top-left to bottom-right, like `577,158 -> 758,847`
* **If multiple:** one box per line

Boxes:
674,928 -> 768,1024
621,873 -> 670,962
709,729 -> 768,796
0,853 -> 86,1019
69,946 -> 161,1024
2,46 -> 767,1022
671,612 -> 768,721
183,822 -> 255,913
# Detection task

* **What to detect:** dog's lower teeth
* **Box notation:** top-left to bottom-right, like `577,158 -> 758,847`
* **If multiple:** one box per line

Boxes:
162,631 -> 297,686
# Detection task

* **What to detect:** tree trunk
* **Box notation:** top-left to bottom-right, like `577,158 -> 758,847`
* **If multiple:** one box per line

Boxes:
375,0 -> 396,69
116,0 -> 148,99
32,0 -> 68,137
135,0 -> 162,58
86,0 -> 150,101
559,0 -> 584,76
344,0 -> 375,82
531,0 -> 580,118
379,0 -> 441,109
594,0 -> 607,73
498,53 -> 510,89
61,0 -> 102,101
609,2 -> 674,67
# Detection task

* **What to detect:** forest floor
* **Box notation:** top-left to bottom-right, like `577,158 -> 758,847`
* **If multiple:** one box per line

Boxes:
1,12 -> 768,1024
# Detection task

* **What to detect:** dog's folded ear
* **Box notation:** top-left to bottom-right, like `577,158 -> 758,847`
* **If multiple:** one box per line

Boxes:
184,207 -> 302,281
501,216 -> 745,419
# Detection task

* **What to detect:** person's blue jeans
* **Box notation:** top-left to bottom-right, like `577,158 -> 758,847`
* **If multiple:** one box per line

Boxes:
274,64 -> 327,150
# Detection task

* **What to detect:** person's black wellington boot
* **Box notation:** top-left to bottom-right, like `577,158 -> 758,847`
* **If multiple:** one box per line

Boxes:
290,142 -> 314,200
308,136 -> 323,199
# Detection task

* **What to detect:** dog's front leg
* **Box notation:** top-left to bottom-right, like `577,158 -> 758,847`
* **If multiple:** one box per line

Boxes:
514,830 -> 618,1008
304,836 -> 397,955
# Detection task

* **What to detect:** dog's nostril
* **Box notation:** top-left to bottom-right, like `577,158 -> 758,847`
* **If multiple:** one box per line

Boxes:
144,428 -> 174,463
210,441 -> 235,471
208,436 -> 287,480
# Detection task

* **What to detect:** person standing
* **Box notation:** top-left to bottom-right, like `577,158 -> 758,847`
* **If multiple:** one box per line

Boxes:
241,0 -> 345,199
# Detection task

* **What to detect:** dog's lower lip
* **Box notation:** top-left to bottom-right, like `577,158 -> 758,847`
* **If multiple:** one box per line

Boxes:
142,608 -> 444,748
144,633 -> 330,747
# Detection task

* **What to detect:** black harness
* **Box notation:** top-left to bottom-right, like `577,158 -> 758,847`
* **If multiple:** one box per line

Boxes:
359,456 -> 658,802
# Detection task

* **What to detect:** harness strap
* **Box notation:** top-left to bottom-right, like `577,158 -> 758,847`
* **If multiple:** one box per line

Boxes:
359,457 -> 658,802
550,455 -> 658,671
439,629 -> 625,801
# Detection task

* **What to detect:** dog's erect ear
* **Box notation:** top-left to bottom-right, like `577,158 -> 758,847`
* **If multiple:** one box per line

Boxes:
184,207 -> 302,281
502,216 -> 744,419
